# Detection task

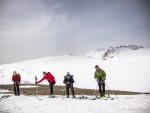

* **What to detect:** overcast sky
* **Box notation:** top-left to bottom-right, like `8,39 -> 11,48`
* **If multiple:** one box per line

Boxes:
0,0 -> 150,64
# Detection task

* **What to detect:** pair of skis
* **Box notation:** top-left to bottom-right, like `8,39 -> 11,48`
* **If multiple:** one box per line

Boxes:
90,96 -> 114,100
78,95 -> 114,100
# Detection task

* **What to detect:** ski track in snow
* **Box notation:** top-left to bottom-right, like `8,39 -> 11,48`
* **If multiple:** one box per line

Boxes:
0,94 -> 150,113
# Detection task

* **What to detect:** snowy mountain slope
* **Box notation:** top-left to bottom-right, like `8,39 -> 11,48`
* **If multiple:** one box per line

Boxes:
0,46 -> 150,92
0,94 -> 150,113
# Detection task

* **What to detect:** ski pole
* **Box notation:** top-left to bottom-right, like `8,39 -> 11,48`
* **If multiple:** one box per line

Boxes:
62,86 -> 66,99
14,82 -> 17,96
35,76 -> 38,98
49,83 -> 51,97
93,84 -> 98,97
63,89 -> 65,99
105,83 -> 118,98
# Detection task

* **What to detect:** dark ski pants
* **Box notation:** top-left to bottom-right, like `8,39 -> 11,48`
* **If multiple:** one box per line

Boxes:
49,83 -> 54,95
13,82 -> 20,96
66,84 -> 75,97
98,80 -> 105,97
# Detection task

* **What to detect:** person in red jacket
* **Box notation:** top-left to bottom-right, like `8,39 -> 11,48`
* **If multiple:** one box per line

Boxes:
36,71 -> 56,97
12,71 -> 21,96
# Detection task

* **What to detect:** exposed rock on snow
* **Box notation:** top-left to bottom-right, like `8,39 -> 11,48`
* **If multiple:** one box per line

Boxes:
103,44 -> 144,60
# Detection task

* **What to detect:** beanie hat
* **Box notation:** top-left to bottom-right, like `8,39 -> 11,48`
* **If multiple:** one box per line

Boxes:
95,65 -> 99,68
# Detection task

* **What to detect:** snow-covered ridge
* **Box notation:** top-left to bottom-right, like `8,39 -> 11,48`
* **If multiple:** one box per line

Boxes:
103,44 -> 144,60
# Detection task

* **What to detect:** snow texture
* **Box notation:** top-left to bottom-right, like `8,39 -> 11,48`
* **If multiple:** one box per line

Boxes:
20,85 -> 38,88
0,94 -> 150,113
0,89 -> 12,93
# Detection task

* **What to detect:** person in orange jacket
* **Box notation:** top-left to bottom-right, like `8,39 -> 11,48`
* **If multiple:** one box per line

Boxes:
36,71 -> 56,97
12,71 -> 21,96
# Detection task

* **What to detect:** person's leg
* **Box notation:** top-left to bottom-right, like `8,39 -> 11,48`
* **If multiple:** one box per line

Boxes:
66,84 -> 69,97
102,80 -> 105,96
14,82 -> 17,95
98,80 -> 103,97
71,84 -> 75,98
49,83 -> 54,95
16,84 -> 20,96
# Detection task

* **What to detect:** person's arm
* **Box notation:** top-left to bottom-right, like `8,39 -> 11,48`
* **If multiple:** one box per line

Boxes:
72,78 -> 74,83
36,76 -> 45,84
12,75 -> 14,81
19,74 -> 21,81
94,72 -> 97,79
18,74 -> 21,85
63,77 -> 67,84
101,70 -> 106,80
71,76 -> 74,83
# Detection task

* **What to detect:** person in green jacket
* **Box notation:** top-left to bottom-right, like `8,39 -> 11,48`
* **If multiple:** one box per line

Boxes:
94,65 -> 106,97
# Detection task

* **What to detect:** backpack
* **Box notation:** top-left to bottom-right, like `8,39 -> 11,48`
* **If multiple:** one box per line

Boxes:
63,75 -> 74,84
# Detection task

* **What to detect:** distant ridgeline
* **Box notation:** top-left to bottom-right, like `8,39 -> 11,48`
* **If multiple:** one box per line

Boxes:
103,44 -> 144,60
